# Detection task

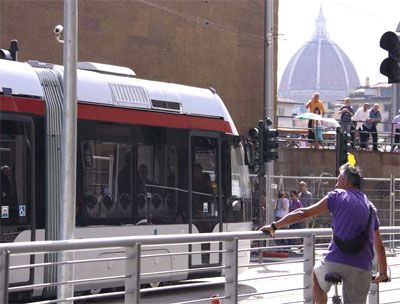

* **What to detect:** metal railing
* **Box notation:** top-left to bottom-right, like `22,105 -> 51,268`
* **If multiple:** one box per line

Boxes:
250,175 -> 398,231
277,116 -> 400,152
268,175 -> 397,227
1,227 -> 400,304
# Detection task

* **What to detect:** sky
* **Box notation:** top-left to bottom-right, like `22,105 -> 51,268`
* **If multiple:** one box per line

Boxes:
278,0 -> 400,86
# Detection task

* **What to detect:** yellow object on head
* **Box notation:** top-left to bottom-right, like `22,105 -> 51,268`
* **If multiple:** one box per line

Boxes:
347,153 -> 356,167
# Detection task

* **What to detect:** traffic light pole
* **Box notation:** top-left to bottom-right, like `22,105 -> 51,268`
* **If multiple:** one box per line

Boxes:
394,83 -> 400,120
258,122 -> 265,264
335,127 -> 341,176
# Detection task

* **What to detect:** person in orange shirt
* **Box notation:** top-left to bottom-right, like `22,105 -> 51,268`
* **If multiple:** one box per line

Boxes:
306,92 -> 326,116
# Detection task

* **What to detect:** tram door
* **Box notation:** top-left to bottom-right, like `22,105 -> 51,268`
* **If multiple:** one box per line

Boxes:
0,115 -> 35,285
190,135 -> 222,267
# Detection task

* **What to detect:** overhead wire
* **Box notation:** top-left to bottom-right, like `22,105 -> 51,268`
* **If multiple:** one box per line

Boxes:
135,0 -> 268,45
136,0 -> 354,50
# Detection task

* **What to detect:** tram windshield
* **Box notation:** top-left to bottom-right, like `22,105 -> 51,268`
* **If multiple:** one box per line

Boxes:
231,143 -> 251,200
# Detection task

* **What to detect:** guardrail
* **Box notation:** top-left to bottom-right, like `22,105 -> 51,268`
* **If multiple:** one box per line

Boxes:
0,227 -> 399,304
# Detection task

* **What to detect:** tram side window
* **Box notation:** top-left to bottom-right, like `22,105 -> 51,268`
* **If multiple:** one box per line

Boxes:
136,144 -> 185,224
79,140 -> 133,225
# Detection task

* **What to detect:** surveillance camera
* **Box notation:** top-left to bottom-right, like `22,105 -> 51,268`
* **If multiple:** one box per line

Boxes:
54,25 -> 64,35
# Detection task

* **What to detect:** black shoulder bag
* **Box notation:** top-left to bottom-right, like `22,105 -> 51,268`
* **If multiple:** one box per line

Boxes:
333,206 -> 374,255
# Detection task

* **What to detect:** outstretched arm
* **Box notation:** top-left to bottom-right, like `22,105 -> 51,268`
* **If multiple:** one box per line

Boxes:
259,196 -> 329,237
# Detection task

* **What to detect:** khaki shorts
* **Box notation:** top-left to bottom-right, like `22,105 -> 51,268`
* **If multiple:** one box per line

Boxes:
313,260 -> 371,303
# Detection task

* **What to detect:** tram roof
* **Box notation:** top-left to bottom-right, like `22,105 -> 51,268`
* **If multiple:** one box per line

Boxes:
0,59 -> 237,135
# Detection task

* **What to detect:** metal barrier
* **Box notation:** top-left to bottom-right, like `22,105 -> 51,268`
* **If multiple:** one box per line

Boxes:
0,227 -> 399,304
266,175 -> 396,228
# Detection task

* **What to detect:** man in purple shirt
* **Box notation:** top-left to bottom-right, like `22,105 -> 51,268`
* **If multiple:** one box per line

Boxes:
260,164 -> 388,303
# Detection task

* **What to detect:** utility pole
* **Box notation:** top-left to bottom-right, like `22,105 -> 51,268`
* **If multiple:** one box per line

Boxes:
264,0 -> 275,225
58,0 -> 78,302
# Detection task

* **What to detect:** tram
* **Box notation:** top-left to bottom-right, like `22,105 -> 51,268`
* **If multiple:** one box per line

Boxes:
0,58 -> 252,297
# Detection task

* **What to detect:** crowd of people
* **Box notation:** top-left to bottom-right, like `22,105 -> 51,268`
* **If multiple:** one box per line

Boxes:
273,181 -> 313,233
303,92 -> 400,151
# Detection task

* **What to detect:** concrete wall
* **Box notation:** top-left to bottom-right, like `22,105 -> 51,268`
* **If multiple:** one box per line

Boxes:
277,148 -> 400,178
0,0 -> 279,134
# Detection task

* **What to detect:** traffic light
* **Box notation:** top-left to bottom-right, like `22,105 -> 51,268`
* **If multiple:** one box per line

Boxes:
247,125 -> 261,172
246,119 -> 279,173
263,128 -> 279,162
380,31 -> 400,83
335,128 -> 351,175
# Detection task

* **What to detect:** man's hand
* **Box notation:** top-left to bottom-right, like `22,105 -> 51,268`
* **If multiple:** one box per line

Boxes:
373,272 -> 391,284
258,225 -> 276,238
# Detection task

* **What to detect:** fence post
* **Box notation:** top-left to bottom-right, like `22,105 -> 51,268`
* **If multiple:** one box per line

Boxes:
125,242 -> 141,304
390,175 -> 395,252
303,234 -> 315,304
224,237 -> 238,304
0,250 -> 10,304
368,257 -> 379,304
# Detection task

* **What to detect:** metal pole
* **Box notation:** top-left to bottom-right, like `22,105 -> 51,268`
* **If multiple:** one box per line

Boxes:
264,0 -> 275,206
0,250 -> 10,304
258,122 -> 265,263
58,0 -> 78,302
303,234 -> 315,304
125,243 -> 141,304
394,84 -> 400,122
224,237 -> 238,304
335,127 -> 341,176
264,0 -> 275,121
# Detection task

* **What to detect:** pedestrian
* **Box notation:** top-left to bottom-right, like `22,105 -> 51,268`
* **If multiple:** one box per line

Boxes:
338,97 -> 355,134
289,191 -> 303,226
298,181 -> 313,228
288,191 -> 303,247
273,191 -> 289,248
352,103 -> 370,149
363,103 -> 381,151
306,93 -> 326,148
391,109 -> 400,152
306,92 -> 326,116
308,107 -> 324,149
274,191 -> 289,222
259,164 -> 389,303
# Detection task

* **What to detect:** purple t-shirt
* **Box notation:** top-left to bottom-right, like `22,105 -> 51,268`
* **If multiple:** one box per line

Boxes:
324,189 -> 379,271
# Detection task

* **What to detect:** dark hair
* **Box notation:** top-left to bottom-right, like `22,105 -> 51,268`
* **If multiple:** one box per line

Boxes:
290,190 -> 298,197
339,163 -> 363,190
278,191 -> 285,198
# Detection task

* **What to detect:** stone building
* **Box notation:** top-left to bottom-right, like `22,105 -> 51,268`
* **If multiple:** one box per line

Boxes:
0,0 -> 279,134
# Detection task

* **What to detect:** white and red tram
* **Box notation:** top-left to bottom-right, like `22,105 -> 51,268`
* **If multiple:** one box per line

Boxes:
0,59 -> 252,298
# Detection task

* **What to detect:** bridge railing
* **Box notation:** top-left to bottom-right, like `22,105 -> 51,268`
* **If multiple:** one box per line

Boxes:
276,115 -> 400,152
0,227 -> 399,304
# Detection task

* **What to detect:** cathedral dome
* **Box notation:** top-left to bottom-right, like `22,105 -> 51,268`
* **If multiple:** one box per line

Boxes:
279,7 -> 360,104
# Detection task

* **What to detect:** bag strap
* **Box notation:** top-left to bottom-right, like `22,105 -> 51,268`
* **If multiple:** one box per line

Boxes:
363,205 -> 374,235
